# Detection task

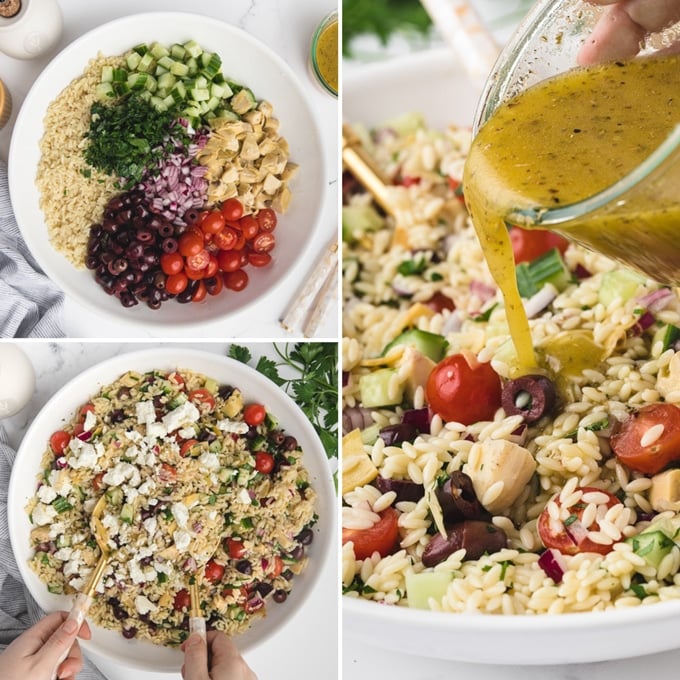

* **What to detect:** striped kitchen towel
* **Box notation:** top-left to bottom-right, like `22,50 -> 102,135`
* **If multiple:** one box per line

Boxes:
0,160 -> 64,337
0,427 -> 104,678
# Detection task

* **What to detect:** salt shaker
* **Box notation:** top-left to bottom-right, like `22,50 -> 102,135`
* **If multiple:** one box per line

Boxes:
0,0 -> 63,60
0,343 -> 35,417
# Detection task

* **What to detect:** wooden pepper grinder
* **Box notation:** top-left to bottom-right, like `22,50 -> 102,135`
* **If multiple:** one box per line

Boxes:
0,80 -> 10,129
0,0 -> 62,59
0,0 -> 21,19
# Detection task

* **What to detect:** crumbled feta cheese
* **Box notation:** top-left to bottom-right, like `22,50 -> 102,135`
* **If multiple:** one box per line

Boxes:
217,418 -> 249,435
126,429 -> 143,443
63,550 -> 83,577
68,439 -> 99,470
49,521 -> 65,539
155,559 -> 173,575
208,510 -> 217,521
69,576 -> 86,591
83,498 -> 96,513
124,486 -> 139,504
173,529 -> 191,552
135,595 -> 158,615
103,462 -> 140,487
162,401 -> 200,433
238,488 -> 252,505
171,502 -> 189,528
32,503 -> 57,526
83,409 -> 97,432
136,400 -> 156,425
198,451 -> 220,471
146,422 -> 167,440
101,513 -> 120,534
143,516 -> 157,536
138,479 -> 156,496
179,426 -> 196,439
54,547 -> 73,561
129,559 -> 150,585
37,485 -> 57,504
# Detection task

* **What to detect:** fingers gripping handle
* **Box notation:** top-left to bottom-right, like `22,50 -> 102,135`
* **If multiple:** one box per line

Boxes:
50,593 -> 92,680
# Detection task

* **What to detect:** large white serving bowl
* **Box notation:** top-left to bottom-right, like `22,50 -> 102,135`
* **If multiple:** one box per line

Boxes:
343,43 -> 680,666
8,348 -> 335,673
8,12 -> 325,331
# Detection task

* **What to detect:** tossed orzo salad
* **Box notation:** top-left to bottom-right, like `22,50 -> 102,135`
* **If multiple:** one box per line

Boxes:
27,368 -> 317,645
342,114 -> 680,615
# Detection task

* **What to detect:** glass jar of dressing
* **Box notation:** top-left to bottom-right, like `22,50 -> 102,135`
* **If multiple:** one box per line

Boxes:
309,10 -> 338,97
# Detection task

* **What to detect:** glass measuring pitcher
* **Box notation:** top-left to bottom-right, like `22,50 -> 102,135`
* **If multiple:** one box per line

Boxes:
470,0 -> 680,285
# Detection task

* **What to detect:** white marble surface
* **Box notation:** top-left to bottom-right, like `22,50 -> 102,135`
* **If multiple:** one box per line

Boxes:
1,340 -> 338,680
0,0 -> 338,339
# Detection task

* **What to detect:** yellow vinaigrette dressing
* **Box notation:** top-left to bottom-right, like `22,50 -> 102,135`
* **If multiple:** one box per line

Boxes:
464,54 -> 680,372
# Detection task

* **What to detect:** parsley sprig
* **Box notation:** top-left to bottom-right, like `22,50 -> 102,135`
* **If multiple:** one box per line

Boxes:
228,343 -> 338,461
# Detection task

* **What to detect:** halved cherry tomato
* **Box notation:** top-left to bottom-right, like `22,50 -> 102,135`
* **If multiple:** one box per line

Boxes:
167,371 -> 185,387
213,227 -> 238,251
201,212 -> 225,235
173,589 -> 191,611
166,272 -> 189,295
509,227 -> 569,265
225,538 -> 247,559
399,175 -> 421,187
159,463 -> 178,482
425,351 -> 502,425
205,559 -> 225,583
537,486 -> 622,556
92,472 -> 106,492
50,430 -> 70,455
184,265 -> 206,281
252,232 -> 275,253
217,249 -> 242,273
186,249 -> 210,271
221,198 -> 244,222
254,451 -> 275,474
269,555 -> 284,577
610,403 -> 680,474
256,208 -> 277,232
224,269 -> 249,292
79,403 -> 95,421
204,255 -> 219,278
188,389 -> 216,411
248,251 -> 272,267
160,252 -> 184,276
192,280 -> 207,302
239,216 -> 259,240
178,231 -> 204,258
244,403 -> 266,426
180,439 -> 199,457
342,507 -> 400,560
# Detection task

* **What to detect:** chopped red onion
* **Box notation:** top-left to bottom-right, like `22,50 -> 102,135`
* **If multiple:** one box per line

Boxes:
523,283 -> 558,318
402,408 -> 431,434
630,311 -> 656,336
538,548 -> 567,583
441,310 -> 464,335
574,264 -> 592,280
470,279 -> 496,303
55,456 -> 68,469
565,518 -> 589,546
638,288 -> 674,313
343,406 -> 374,435
507,424 -> 528,446
76,430 -> 92,442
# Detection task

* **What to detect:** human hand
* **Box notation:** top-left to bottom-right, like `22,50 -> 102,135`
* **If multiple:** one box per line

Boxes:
578,0 -> 680,65
181,631 -> 257,680
0,610 -> 92,680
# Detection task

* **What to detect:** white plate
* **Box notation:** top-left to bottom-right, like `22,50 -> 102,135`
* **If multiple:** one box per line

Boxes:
8,12 -> 325,331
343,47 -> 680,666
8,348 -> 334,673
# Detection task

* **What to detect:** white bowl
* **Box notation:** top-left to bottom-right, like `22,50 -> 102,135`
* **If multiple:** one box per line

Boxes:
8,12 -> 325,331
8,347 -> 334,673
343,46 -> 680,665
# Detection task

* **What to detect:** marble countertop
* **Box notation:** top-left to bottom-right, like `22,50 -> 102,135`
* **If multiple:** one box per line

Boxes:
0,0 -> 338,339
2,341 -> 338,680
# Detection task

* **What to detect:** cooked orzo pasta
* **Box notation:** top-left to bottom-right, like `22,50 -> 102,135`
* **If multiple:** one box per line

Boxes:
342,115 -> 680,615
27,368 -> 316,645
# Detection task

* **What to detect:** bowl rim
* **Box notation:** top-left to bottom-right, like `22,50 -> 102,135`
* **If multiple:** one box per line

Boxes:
8,346 -> 336,672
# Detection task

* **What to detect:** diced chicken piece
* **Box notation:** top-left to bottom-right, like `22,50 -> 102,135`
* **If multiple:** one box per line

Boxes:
463,439 -> 536,513
650,469 -> 680,512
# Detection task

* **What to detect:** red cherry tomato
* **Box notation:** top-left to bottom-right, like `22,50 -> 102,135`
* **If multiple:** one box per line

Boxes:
204,275 -> 224,296
509,227 -> 569,265
159,463 -> 178,482
192,280 -> 207,302
173,589 -> 191,611
221,198 -> 244,222
217,249 -> 242,273
188,388 -> 216,411
160,252 -> 184,276
213,227 -> 238,251
184,265 -> 206,281
92,472 -> 106,492
269,555 -> 284,577
243,403 -> 266,426
399,175 -> 421,187
537,486 -> 622,556
201,212 -> 225,235
248,251 -> 272,267
256,208 -> 277,232
239,216 -> 259,240
166,272 -> 189,295
186,249 -> 210,271
180,439 -> 199,457
225,538 -> 247,559
79,403 -> 95,421
178,231 -> 204,258
50,430 -> 71,455
425,351 -> 502,425
254,451 -> 275,474
252,232 -> 275,253
224,269 -> 249,292
204,255 -> 219,279
342,507 -> 400,560
167,371 -> 185,387
205,559 -> 225,583
610,403 -> 680,474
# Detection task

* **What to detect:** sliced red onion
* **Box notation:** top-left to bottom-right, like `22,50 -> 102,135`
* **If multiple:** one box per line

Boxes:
402,408 -> 431,434
76,430 -> 92,442
523,283 -> 558,318
574,264 -> 592,280
538,548 -> 567,583
507,424 -> 528,446
55,456 -> 68,469
565,518 -> 589,546
638,287 -> 674,312
342,406 -> 373,435
470,279 -> 496,303
441,310 -> 464,335
630,311 -> 656,336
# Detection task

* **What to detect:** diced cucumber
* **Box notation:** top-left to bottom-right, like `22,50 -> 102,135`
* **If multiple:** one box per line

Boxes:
126,51 -> 141,71
112,67 -> 127,82
656,323 -> 680,352
52,496 -> 73,514
105,486 -> 124,506
157,71 -> 176,92
359,368 -> 403,408
132,43 -> 148,56
95,82 -> 115,100
170,43 -> 186,60
382,329 -> 448,362
127,71 -> 148,90
170,60 -> 190,77
598,269 -> 646,307
625,520 -> 677,568
405,571 -> 453,609
101,65 -> 114,82
157,55 -> 174,70
190,87 -> 210,102
360,423 -> 381,445
381,112 -> 426,138
516,248 -> 571,298
183,40 -> 203,58
150,41 -> 170,60
120,503 -> 135,524
137,52 -> 155,73
342,204 -> 383,243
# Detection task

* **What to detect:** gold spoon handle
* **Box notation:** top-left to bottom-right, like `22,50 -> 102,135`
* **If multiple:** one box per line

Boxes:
189,581 -> 207,641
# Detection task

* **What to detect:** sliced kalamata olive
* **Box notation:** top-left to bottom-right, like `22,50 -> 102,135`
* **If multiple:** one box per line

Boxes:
501,374 -> 557,423
435,470 -> 489,524
378,423 -> 420,446
283,436 -> 298,451
375,475 -> 424,503
421,520 -> 507,567
256,582 -> 274,598
402,408 -> 431,434
122,626 -> 137,639
272,590 -> 288,603
296,527 -> 314,545
218,384 -> 235,399
236,559 -> 252,574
